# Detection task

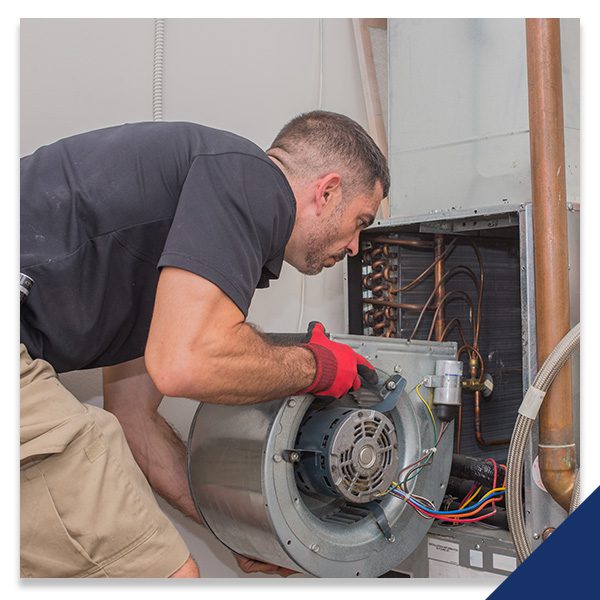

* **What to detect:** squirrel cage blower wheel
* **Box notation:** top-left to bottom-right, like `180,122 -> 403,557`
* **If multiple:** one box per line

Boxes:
187,335 -> 456,577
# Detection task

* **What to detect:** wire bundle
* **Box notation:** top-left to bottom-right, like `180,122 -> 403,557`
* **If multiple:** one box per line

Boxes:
377,380 -> 506,525
389,451 -> 506,525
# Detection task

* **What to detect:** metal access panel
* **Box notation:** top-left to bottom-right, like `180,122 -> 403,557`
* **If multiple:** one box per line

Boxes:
387,18 -> 580,219
392,525 -> 516,579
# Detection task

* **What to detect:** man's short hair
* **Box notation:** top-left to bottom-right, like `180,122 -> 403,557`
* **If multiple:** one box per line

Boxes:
268,111 -> 390,199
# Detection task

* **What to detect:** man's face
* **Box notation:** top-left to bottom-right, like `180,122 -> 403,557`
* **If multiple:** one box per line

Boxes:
298,183 -> 382,275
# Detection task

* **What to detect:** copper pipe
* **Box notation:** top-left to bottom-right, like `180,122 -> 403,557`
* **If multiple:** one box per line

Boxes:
441,318 -> 468,348
425,291 -> 474,341
383,265 -> 397,281
389,238 -> 458,294
409,268 -> 477,341
466,239 -> 485,348
426,267 -> 479,341
384,307 -> 396,319
473,391 -> 511,447
363,298 -> 433,311
371,284 -> 388,296
527,18 -> 575,511
433,234 -> 446,340
366,236 -> 434,248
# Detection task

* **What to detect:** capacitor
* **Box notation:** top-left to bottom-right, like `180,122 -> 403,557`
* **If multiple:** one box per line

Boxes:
432,359 -> 463,422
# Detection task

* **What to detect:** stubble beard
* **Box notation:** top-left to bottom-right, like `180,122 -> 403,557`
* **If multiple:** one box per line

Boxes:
300,211 -> 346,276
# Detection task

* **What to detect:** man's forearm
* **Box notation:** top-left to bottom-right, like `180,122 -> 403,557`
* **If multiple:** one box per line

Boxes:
117,408 -> 202,525
157,322 -> 317,405
103,359 -> 203,524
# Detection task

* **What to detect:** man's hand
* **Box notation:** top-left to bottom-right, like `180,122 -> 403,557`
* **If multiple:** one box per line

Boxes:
232,552 -> 296,577
298,321 -> 378,398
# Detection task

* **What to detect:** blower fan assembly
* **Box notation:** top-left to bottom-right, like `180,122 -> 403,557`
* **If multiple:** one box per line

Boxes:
188,335 -> 456,577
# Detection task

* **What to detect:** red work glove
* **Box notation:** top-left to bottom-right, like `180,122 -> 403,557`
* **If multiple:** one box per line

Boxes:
298,322 -> 378,398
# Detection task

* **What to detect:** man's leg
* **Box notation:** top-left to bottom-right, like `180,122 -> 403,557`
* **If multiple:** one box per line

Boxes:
20,344 -> 194,578
170,555 -> 200,578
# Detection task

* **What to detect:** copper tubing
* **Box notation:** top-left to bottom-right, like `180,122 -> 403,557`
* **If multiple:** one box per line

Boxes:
441,318 -> 468,347
425,291 -> 474,341
473,391 -> 511,447
466,239 -> 484,349
527,18 -> 575,510
433,234 -> 446,340
426,266 -> 480,341
389,238 -> 458,294
363,298 -> 434,311
410,270 -> 478,341
367,236 -> 434,248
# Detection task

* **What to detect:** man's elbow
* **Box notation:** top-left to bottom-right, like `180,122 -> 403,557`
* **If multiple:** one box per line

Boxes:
145,352 -> 204,399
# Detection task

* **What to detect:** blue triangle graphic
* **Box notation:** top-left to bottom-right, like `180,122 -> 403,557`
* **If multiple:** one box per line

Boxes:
488,485 -> 599,598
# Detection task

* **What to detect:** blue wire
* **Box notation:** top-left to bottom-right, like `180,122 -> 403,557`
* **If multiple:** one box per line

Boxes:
391,489 -> 505,516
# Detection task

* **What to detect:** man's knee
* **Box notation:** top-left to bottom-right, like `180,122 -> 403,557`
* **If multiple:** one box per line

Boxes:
169,555 -> 200,578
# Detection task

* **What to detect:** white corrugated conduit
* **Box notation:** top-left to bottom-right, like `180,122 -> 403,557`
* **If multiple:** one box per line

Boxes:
152,19 -> 165,121
296,19 -> 325,332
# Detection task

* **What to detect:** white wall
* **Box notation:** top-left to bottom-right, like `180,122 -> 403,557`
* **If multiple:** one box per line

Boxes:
20,18 -> 369,577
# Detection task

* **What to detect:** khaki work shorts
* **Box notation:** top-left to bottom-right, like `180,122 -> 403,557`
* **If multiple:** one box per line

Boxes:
20,344 -> 191,578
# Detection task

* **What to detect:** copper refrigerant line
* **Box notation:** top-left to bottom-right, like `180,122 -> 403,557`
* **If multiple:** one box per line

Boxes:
361,234 -> 509,449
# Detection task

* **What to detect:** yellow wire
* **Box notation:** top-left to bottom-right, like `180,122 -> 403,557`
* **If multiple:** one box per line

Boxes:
460,485 -> 482,509
416,383 -> 438,441
479,487 -> 506,501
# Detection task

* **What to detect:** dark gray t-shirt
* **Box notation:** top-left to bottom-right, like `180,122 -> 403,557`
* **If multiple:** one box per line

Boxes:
20,122 -> 296,373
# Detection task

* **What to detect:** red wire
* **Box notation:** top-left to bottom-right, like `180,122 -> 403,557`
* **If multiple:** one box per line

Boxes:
402,495 -> 501,522
486,458 -> 499,510
460,482 -> 478,507
400,457 -> 506,524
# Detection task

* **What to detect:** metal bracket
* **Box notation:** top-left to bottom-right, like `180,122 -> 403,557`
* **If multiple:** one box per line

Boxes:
365,501 -> 395,542
282,448 -> 321,463
370,374 -> 407,413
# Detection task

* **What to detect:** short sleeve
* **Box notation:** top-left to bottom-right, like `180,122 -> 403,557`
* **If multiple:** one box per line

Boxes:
157,152 -> 295,316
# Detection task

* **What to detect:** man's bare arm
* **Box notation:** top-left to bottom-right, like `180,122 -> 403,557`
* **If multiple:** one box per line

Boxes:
145,267 -> 316,404
102,357 -> 200,522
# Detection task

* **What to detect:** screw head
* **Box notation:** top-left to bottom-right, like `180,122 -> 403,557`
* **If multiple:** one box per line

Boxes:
290,452 -> 300,462
310,544 -> 320,553
287,399 -> 297,408
386,380 -> 397,390
394,365 -> 402,373
273,454 -> 282,463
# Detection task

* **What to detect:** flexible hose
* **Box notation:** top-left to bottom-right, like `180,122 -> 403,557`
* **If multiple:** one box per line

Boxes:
569,468 -> 580,514
506,322 -> 580,563
152,19 -> 165,121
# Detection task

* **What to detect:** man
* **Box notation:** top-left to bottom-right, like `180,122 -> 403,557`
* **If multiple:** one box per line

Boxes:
20,111 -> 390,578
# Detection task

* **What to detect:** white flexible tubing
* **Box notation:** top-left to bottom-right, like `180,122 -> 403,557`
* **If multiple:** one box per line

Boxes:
296,18 -> 324,332
153,19 -> 165,121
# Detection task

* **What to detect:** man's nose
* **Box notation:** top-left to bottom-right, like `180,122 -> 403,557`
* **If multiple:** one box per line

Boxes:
346,233 -> 360,257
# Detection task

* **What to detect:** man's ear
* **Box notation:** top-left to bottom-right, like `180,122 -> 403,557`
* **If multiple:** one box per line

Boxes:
314,173 -> 341,216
